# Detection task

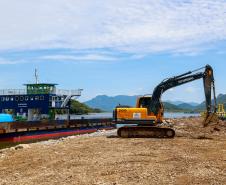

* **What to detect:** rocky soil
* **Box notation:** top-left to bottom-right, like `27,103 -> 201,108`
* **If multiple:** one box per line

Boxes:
0,117 -> 226,185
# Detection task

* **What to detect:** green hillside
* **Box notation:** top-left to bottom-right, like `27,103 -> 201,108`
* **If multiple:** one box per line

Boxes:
195,94 -> 226,111
216,94 -> 226,105
70,100 -> 102,114
84,94 -> 226,113
85,95 -> 191,112
84,95 -> 138,111
163,102 -> 186,112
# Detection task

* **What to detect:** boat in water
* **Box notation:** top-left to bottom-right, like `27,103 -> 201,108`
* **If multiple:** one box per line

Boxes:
0,70 -> 114,143
0,117 -> 114,143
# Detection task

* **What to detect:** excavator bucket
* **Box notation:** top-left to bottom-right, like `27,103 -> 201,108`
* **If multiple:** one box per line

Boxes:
202,112 -> 219,127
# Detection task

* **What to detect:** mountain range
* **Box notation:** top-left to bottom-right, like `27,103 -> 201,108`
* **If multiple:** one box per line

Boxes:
84,94 -> 226,112
165,100 -> 199,106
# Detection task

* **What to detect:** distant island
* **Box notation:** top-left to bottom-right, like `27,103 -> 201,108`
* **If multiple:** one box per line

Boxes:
83,94 -> 226,112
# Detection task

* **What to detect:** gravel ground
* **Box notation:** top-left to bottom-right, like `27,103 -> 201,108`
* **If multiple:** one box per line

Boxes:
0,117 -> 226,185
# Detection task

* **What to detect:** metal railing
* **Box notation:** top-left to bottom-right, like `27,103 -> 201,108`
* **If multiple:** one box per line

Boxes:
0,89 -> 26,95
0,88 -> 83,96
55,89 -> 83,96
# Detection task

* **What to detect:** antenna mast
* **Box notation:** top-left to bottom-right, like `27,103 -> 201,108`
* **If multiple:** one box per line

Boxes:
35,68 -> 39,84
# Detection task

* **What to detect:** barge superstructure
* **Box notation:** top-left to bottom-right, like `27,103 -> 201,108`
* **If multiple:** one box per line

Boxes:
0,83 -> 82,121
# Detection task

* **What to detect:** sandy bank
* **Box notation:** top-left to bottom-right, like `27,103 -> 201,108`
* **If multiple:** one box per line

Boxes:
0,118 -> 226,185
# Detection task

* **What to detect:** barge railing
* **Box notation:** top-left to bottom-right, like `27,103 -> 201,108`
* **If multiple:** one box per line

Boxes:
0,89 -> 26,95
0,118 -> 114,134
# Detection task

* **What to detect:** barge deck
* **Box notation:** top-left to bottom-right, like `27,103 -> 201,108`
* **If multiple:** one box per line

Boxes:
0,118 -> 115,143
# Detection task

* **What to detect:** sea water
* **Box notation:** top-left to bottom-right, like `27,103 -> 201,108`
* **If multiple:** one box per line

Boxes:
65,112 -> 200,119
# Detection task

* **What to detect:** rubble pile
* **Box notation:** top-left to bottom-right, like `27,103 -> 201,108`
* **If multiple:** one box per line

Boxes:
169,117 -> 226,139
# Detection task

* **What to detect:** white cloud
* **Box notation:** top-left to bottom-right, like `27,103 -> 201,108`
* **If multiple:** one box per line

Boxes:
41,54 -> 117,61
40,52 -> 145,62
0,58 -> 26,65
185,86 -> 196,93
0,0 -> 226,55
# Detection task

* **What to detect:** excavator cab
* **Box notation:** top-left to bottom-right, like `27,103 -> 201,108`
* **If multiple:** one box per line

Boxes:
137,96 -> 152,109
136,96 -> 164,123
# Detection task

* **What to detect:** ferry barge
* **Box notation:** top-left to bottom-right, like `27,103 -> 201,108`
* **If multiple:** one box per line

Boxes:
0,118 -> 113,143
0,72 -> 114,143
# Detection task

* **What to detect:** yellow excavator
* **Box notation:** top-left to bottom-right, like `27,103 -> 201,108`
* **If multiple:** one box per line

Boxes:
113,65 -> 218,138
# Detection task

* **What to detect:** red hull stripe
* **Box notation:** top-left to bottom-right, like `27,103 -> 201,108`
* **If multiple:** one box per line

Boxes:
0,128 -> 98,143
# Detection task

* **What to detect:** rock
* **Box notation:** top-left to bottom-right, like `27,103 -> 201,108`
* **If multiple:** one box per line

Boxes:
213,127 -> 220,131
14,145 -> 24,150
14,144 -> 30,150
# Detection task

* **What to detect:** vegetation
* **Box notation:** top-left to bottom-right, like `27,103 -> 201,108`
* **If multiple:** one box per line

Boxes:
70,100 -> 103,114
194,94 -> 226,112
47,100 -> 103,119
216,94 -> 226,106
85,95 -> 138,112
163,102 -> 186,112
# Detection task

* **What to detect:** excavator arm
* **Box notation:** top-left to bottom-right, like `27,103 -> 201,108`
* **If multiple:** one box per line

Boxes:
202,66 -> 218,126
149,65 -> 217,126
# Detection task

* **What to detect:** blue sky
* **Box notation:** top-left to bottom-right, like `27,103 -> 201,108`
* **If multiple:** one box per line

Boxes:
0,0 -> 226,103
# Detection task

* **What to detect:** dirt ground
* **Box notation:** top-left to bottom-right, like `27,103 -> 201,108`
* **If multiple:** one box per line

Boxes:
0,117 -> 226,185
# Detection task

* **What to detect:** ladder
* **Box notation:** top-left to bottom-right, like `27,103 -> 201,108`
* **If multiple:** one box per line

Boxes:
61,95 -> 73,108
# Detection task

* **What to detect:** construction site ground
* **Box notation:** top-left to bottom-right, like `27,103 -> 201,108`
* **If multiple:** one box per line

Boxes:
0,117 -> 226,185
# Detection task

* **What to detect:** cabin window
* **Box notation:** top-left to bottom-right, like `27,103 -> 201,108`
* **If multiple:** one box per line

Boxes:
15,96 -> 19,101
25,96 -> 29,101
1,97 -> 5,101
40,96 -> 44,100
10,97 -> 14,101
20,96 -> 24,101
35,96 -> 39,100
30,97 -> 34,101
5,97 -> 9,101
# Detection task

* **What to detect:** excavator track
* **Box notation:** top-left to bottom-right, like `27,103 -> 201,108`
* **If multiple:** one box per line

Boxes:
117,126 -> 175,138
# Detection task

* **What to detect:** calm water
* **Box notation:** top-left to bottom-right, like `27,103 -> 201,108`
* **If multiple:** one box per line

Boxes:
57,112 -> 200,119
